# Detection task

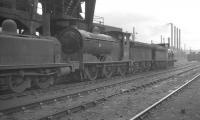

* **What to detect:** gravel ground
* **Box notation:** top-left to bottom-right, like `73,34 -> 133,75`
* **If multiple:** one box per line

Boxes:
0,72 -> 153,111
0,69 -> 177,120
174,59 -> 189,66
60,69 -> 199,120
146,74 -> 200,120
0,67 -> 173,111
0,61 -> 193,112
0,62 -> 197,120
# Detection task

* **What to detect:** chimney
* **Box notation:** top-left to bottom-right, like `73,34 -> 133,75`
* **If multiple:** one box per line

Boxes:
179,29 -> 181,50
174,26 -> 176,49
168,37 -> 170,47
170,23 -> 173,48
177,27 -> 179,49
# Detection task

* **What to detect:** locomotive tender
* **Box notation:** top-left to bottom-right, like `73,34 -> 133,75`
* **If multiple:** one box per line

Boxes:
0,0 -> 175,93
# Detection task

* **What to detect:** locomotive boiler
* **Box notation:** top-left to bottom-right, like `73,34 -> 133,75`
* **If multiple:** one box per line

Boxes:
57,27 -> 122,62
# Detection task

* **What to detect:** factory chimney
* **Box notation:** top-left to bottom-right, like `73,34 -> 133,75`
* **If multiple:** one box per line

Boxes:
177,28 -> 180,49
179,29 -> 181,50
168,37 -> 170,47
170,23 -> 173,48
177,27 -> 179,49
132,27 -> 135,41
174,26 -> 176,49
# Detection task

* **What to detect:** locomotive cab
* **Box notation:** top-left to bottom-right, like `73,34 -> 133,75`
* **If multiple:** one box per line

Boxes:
0,19 -> 61,65
0,19 -> 63,92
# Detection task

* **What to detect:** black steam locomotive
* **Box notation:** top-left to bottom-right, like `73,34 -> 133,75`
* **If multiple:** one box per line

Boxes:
0,0 -> 175,93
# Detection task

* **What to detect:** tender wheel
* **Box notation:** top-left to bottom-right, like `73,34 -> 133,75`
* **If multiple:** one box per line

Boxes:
32,76 -> 54,89
103,64 -> 113,78
69,70 -> 82,82
8,76 -> 31,93
131,63 -> 137,73
131,66 -> 136,73
85,65 -> 98,81
118,65 -> 127,76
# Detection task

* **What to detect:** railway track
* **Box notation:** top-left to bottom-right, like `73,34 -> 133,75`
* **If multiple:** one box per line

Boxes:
0,62 -> 195,100
0,63 -> 196,106
130,71 -> 200,120
0,63 -> 200,120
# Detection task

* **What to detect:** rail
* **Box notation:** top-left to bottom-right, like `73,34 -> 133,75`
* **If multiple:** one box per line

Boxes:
130,73 -> 200,120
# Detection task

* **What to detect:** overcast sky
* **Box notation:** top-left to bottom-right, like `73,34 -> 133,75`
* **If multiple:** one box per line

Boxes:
95,0 -> 200,50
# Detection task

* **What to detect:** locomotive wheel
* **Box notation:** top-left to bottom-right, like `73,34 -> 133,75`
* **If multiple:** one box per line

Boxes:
8,76 -> 31,93
103,65 -> 113,78
131,63 -> 136,73
118,65 -> 127,76
146,63 -> 151,71
85,65 -> 98,81
131,66 -> 135,73
33,76 -> 54,89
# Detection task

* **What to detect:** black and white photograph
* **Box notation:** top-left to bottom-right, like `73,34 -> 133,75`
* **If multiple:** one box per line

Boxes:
0,0 -> 200,120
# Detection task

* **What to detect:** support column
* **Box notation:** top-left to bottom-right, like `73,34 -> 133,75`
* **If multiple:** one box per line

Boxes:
29,0 -> 38,34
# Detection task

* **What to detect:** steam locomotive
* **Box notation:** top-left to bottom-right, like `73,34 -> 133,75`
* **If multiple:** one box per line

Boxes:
0,0 -> 175,93
0,19 -> 175,93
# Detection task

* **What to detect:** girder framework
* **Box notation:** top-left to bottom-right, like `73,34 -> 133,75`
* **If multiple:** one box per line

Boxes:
0,0 -> 96,35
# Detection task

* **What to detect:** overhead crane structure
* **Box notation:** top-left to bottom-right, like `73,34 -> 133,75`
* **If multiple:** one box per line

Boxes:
0,0 -> 97,35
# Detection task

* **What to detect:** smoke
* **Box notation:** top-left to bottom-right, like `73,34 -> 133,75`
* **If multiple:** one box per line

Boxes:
96,12 -> 170,43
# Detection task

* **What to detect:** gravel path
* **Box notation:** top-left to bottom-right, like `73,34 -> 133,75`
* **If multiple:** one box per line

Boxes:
147,73 -> 200,120
0,62 -> 198,120
0,62 -> 193,112
60,69 -> 199,120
